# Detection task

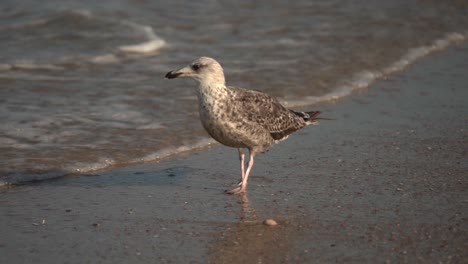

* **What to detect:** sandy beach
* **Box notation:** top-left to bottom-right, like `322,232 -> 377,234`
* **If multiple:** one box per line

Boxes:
1,42 -> 467,263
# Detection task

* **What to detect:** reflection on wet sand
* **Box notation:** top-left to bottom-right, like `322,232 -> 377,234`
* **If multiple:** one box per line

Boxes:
238,193 -> 257,223
210,194 -> 297,263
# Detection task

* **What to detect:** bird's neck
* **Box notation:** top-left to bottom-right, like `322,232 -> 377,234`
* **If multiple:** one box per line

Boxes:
196,81 -> 229,108
197,80 -> 227,97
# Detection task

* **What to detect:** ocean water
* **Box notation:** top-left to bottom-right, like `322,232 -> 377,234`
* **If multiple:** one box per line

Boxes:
1,0 -> 467,184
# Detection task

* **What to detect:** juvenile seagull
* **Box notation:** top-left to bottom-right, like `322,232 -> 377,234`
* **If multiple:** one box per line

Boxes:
165,57 -> 324,194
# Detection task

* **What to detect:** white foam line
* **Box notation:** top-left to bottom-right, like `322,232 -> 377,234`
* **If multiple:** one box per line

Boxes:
0,138 -> 216,186
85,15 -> 167,61
90,53 -> 120,64
0,171 -> 66,187
68,158 -> 116,173
283,32 -> 467,108
11,62 -> 65,71
118,21 -> 167,54
0,64 -> 12,71
383,32 -> 465,75
0,157 -> 116,187
118,39 -> 166,54
130,138 -> 216,163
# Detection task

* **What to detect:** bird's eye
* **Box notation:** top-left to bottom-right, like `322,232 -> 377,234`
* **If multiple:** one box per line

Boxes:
192,64 -> 201,71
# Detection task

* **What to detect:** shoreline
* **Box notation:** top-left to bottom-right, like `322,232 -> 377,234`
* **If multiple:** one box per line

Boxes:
1,42 -> 467,263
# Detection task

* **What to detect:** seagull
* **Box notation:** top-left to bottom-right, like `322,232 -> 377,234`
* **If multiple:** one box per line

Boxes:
165,57 -> 325,194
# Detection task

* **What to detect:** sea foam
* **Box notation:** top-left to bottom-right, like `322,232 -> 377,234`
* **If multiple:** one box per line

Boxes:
0,9 -> 166,71
282,32 -> 467,107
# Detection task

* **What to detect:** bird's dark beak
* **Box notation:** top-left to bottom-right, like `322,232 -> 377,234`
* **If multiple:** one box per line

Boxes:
165,66 -> 193,79
165,70 -> 182,79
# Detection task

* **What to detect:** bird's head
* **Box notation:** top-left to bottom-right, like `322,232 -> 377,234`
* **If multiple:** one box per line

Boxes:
165,57 -> 225,87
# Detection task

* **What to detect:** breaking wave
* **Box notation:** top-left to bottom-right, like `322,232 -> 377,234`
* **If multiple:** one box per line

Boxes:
0,9 -> 166,72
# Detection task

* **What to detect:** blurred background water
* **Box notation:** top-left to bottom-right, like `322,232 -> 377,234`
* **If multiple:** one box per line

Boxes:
1,0 -> 467,184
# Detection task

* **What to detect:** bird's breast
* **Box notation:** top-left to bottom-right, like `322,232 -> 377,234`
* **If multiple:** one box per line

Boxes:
197,94 -> 247,148
198,95 -> 229,132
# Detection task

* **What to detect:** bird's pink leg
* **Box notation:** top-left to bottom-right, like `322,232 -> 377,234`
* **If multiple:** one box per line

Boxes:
241,153 -> 255,191
227,151 -> 255,194
237,148 -> 245,186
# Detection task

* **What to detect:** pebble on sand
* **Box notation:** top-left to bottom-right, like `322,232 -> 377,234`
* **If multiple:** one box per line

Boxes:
263,219 -> 278,226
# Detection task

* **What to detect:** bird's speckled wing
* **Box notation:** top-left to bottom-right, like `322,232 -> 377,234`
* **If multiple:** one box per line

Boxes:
229,87 -> 305,140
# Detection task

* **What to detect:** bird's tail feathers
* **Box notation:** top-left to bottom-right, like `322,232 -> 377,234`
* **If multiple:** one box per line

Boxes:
292,110 -> 333,125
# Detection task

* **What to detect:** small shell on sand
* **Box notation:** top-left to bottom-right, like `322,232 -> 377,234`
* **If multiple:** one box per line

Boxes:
263,218 -> 278,226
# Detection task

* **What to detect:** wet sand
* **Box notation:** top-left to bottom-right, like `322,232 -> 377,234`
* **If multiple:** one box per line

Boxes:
1,43 -> 467,263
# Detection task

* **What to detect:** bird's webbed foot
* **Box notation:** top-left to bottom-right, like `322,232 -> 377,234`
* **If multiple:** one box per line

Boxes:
225,186 -> 246,195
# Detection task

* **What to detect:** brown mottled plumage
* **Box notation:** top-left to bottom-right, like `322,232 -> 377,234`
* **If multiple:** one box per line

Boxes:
165,57 -> 324,194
